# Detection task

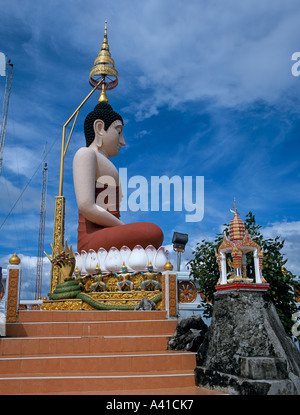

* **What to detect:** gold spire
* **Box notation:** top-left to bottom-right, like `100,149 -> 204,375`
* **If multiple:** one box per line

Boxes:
230,197 -> 238,215
102,20 -> 109,50
229,198 -> 245,242
89,20 -> 119,102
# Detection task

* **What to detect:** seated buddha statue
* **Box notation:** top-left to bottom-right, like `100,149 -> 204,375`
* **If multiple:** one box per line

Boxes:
73,101 -> 164,253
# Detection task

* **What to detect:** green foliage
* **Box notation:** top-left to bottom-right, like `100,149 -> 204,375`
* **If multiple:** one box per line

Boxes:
187,212 -> 299,336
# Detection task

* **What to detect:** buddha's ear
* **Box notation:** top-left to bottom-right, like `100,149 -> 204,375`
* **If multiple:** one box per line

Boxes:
93,119 -> 105,147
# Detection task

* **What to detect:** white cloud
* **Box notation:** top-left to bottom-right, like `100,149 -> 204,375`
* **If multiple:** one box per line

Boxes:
110,0 -> 300,118
262,221 -> 300,277
263,221 -> 300,239
0,254 -> 51,300
133,130 -> 151,140
2,146 -> 41,179
0,176 -> 41,214
4,0 -> 300,121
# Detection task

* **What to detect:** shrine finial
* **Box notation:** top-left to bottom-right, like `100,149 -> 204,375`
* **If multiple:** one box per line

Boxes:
230,197 -> 238,215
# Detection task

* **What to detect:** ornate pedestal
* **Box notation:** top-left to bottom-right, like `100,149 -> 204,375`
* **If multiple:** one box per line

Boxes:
42,272 -> 163,311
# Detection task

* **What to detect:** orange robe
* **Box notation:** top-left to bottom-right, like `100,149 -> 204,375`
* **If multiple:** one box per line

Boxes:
77,185 -> 164,252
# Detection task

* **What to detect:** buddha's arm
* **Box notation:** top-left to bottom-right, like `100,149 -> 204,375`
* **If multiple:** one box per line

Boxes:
73,148 -> 124,227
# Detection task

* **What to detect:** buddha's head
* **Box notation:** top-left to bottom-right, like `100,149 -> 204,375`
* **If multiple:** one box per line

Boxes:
84,102 -> 124,148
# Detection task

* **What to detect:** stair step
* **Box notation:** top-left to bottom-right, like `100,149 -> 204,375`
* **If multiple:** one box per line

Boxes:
0,370 -> 196,394
0,334 -> 172,355
0,351 -> 196,376
74,386 -> 224,395
18,310 -> 167,323
6,319 -> 177,337
0,310 -> 211,394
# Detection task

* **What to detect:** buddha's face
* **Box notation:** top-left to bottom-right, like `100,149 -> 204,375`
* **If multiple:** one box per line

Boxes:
93,119 -> 125,158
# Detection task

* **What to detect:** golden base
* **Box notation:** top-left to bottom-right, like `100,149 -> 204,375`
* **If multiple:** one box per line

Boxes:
42,299 -> 84,311
42,290 -> 162,311
227,276 -> 254,283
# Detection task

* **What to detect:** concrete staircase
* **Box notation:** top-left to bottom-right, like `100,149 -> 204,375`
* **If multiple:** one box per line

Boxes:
0,310 -> 217,395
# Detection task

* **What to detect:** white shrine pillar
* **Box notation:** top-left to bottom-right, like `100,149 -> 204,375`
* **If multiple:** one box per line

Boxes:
253,249 -> 261,283
220,252 -> 227,284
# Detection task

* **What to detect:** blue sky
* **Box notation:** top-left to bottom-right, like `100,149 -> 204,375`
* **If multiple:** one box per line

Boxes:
0,0 -> 300,299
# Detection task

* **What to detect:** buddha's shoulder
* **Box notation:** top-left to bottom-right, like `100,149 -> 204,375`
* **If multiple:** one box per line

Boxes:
74,147 -> 96,160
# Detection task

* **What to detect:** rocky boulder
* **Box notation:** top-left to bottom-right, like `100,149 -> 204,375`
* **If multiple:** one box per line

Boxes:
168,314 -> 208,352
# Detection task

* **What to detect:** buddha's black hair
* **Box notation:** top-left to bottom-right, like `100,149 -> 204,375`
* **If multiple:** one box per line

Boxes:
84,102 -> 124,147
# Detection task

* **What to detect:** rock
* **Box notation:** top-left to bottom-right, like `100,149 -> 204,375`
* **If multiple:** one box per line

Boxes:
168,315 -> 208,352
134,298 -> 156,311
195,289 -> 300,395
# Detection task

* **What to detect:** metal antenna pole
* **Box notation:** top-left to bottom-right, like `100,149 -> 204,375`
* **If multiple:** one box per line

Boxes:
35,145 -> 48,300
0,61 -> 13,176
